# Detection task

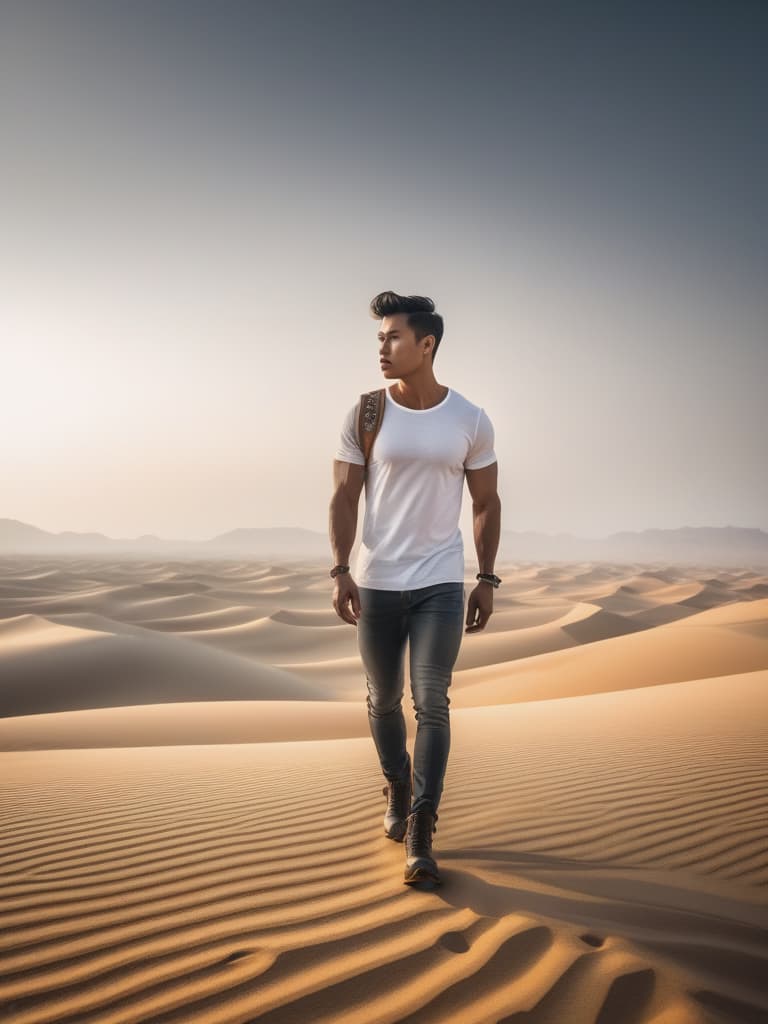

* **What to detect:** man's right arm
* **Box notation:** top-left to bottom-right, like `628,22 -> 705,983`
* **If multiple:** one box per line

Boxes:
329,460 -> 365,625
329,458 -> 365,568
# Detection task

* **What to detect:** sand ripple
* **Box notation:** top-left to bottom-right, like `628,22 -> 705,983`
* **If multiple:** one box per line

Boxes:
1,558 -> 767,1022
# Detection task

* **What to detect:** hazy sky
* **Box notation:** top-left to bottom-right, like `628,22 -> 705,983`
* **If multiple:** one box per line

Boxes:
1,0 -> 766,543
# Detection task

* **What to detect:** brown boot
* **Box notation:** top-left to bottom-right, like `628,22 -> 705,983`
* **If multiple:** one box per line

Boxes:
381,752 -> 412,842
404,806 -> 441,885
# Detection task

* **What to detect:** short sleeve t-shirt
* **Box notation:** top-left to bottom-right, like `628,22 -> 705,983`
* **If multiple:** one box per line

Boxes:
334,385 -> 497,590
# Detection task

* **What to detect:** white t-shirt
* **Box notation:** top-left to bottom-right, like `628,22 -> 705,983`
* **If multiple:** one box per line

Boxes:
334,385 -> 496,590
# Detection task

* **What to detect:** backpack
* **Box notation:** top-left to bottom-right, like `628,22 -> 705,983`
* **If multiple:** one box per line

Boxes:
356,388 -> 386,468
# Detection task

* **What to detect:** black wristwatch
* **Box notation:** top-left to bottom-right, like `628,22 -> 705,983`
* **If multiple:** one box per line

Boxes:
476,572 -> 502,588
330,564 -> 350,579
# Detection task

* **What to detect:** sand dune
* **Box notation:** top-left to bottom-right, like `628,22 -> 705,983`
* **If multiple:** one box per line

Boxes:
1,556 -> 767,1023
0,612 -> 324,716
0,699 -> 373,749
175,614 -> 359,663
450,598 -> 768,707
1,671 -> 766,1023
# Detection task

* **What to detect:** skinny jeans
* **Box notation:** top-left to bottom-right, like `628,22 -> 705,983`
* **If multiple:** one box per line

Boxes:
357,581 -> 465,816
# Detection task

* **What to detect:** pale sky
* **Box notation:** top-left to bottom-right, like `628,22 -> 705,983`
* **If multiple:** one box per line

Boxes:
1,0 -> 766,542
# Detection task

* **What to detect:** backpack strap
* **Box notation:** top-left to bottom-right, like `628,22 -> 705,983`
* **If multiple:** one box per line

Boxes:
357,388 -> 386,468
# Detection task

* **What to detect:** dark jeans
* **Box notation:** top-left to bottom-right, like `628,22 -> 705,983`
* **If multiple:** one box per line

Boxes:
357,581 -> 466,816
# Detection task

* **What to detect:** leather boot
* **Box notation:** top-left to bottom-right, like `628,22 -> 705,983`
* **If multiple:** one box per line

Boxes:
381,752 -> 412,842
404,806 -> 441,885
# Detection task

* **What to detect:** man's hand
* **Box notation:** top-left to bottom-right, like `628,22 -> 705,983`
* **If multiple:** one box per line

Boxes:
465,582 -> 494,633
333,574 -> 362,626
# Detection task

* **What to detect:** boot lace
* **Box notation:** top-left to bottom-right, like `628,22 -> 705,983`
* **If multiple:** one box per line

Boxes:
406,808 -> 438,856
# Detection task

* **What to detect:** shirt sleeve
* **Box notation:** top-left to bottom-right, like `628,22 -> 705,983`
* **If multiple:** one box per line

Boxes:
464,408 -> 497,469
333,400 -> 366,465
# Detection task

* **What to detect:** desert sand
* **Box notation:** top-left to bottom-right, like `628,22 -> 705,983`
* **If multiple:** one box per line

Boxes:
1,556 -> 767,1023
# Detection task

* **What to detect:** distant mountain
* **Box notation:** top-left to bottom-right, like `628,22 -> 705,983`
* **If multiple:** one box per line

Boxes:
0,519 -> 334,560
0,519 -> 171,554
1,518 -> 767,568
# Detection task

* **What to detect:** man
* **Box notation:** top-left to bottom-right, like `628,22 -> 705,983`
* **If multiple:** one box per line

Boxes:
329,290 -> 501,887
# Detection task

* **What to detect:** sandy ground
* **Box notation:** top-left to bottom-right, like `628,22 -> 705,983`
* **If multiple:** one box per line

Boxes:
1,557 -> 767,1023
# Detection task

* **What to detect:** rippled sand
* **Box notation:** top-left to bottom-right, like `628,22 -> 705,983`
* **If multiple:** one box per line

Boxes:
1,558 -> 767,1023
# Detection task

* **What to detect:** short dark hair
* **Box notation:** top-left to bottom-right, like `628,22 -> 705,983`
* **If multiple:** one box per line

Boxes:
369,291 -> 444,363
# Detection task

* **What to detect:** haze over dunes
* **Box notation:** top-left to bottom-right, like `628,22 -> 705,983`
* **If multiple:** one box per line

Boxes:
3,518 -> 768,568
2,557 -> 767,1023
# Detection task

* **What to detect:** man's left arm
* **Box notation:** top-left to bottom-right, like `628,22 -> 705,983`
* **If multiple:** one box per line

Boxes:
465,462 -> 501,633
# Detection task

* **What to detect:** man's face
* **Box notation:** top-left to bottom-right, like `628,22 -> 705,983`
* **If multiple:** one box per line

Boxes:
377,313 -> 432,378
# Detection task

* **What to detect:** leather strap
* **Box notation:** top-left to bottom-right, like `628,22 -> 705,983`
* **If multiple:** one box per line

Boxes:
357,388 -> 386,468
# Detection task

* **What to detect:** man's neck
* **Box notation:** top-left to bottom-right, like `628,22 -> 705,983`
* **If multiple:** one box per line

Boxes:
390,379 -> 448,411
